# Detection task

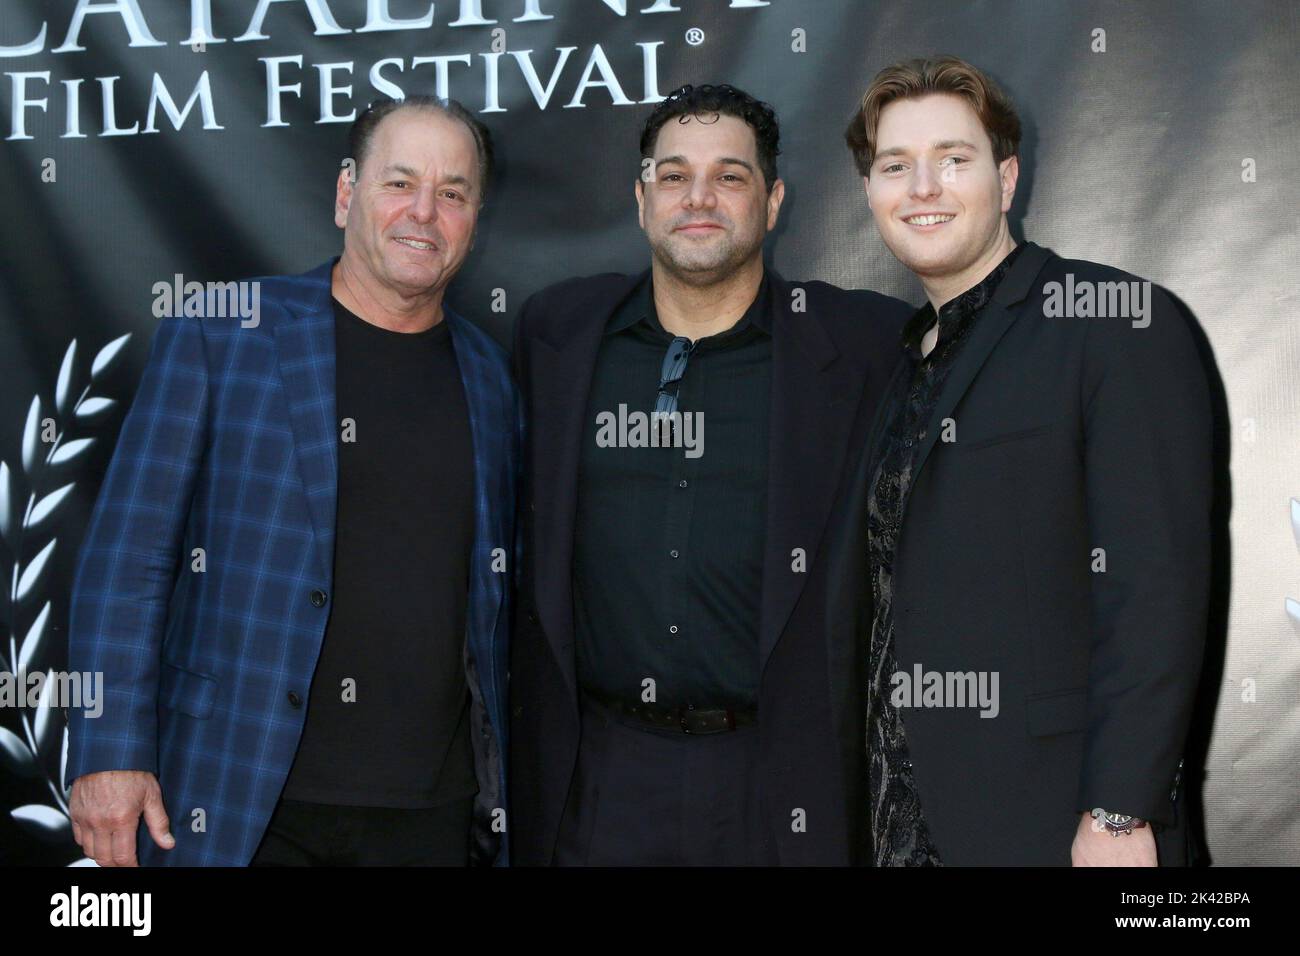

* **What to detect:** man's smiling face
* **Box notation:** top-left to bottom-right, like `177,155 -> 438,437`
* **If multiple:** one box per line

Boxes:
864,93 -> 1017,283
635,113 -> 783,285
335,108 -> 481,298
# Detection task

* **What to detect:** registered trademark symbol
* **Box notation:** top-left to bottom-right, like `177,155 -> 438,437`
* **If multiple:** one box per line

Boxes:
685,27 -> 705,46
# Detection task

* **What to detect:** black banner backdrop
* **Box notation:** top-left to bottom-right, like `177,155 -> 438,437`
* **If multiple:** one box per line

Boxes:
1,0 -> 1295,866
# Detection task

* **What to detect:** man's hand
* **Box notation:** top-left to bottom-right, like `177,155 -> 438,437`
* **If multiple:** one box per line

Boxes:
69,770 -> 174,867
1071,811 -> 1157,866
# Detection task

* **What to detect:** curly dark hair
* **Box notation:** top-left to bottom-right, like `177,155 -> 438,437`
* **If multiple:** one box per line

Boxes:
638,84 -> 781,193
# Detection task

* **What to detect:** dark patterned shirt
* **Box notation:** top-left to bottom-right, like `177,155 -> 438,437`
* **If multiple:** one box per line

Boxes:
866,243 -> 1024,865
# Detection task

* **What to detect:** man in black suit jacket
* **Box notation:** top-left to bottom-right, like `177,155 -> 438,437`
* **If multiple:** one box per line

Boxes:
837,56 -> 1212,865
510,84 -> 910,865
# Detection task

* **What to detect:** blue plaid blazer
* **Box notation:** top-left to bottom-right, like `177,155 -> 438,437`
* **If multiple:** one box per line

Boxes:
66,258 -> 519,866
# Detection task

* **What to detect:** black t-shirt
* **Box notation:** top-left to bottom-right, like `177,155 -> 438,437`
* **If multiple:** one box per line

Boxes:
280,297 -> 478,808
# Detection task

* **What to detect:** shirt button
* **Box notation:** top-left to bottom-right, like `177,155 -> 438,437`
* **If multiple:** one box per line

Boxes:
669,549 -> 679,559
669,625 -> 679,634
678,480 -> 688,488
904,437 -> 914,448
310,589 -> 327,607
902,759 -> 913,770
287,691 -> 302,707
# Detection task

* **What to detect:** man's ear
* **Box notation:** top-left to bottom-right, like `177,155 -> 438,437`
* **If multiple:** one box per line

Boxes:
998,155 -> 1020,213
334,166 -> 354,229
765,178 -> 786,231
635,177 -> 645,231
862,174 -> 871,202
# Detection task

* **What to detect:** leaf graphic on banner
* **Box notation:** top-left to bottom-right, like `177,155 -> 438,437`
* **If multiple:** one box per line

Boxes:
75,397 -> 116,420
0,460 -> 11,545
11,804 -> 71,842
56,340 -> 77,417
18,601 -> 51,675
1287,598 -> 1300,634
1291,498 -> 1300,551
0,727 -> 39,779
21,396 -> 40,475
91,333 -> 131,379
50,438 -> 94,465
15,538 -> 56,602
33,671 -> 59,756
60,726 -> 69,795
27,483 -> 74,531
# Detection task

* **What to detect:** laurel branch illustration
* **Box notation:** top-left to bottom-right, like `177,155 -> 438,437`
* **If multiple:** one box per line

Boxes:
0,334 -> 131,866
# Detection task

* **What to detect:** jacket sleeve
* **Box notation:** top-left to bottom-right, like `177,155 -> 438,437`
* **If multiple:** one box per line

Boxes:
65,312 -> 210,782
1075,284 -> 1212,825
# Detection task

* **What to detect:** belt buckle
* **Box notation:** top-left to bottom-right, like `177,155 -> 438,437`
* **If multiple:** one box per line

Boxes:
680,705 -> 734,735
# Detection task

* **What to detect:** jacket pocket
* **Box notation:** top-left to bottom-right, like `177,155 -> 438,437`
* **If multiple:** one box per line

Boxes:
1025,687 -> 1088,736
958,423 -> 1057,451
159,662 -> 218,719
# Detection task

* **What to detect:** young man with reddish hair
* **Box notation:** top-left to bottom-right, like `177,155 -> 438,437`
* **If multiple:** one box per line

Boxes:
840,56 -> 1212,866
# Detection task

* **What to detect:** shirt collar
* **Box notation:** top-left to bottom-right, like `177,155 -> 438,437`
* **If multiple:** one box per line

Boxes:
901,242 -> 1026,356
607,269 -> 773,340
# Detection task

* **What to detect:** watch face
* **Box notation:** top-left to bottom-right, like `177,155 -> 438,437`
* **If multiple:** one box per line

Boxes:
1107,813 -> 1134,826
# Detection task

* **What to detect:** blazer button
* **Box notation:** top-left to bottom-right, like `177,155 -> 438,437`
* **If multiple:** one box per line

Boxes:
527,611 -> 538,625
287,691 -> 302,707
513,704 -> 524,718
310,589 -> 327,607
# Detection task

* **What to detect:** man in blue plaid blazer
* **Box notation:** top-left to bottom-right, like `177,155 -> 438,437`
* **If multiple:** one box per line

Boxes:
65,97 -> 518,866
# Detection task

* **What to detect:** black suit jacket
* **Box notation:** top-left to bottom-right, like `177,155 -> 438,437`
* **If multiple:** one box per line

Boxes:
509,266 -> 911,865
828,241 -> 1212,865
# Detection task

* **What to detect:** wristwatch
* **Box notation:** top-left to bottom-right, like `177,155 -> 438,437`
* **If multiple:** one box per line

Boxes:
1090,807 -> 1148,836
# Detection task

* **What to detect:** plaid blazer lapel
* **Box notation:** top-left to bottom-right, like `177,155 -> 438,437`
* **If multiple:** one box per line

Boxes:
274,260 -> 338,582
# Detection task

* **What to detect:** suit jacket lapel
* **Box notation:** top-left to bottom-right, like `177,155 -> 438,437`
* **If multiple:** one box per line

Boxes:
758,272 -> 862,674
447,311 -> 507,638
909,242 -> 1053,487
532,271 -> 646,702
275,260 -> 338,583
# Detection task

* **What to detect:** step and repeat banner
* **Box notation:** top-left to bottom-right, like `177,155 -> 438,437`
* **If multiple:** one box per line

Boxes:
1,0 -> 1295,865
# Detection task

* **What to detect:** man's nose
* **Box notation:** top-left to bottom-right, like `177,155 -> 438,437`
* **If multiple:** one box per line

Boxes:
683,177 -> 718,210
908,163 -> 943,201
408,183 -> 439,223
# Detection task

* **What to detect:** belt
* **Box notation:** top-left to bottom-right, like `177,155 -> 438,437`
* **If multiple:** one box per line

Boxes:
581,690 -> 757,735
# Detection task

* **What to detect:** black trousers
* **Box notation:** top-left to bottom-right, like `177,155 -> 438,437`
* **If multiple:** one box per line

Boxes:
553,695 -> 779,866
249,795 -> 474,866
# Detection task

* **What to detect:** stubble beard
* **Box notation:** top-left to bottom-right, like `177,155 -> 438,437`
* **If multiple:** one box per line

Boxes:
649,223 -> 763,287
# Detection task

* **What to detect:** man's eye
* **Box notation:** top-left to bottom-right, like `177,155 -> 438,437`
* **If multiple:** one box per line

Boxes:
882,163 -> 905,174
661,173 -> 685,182
720,174 -> 742,182
388,181 -> 409,188
443,191 -> 465,202
939,156 -> 968,166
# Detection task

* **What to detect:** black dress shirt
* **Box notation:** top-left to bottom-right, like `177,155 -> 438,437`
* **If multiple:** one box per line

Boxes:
866,243 -> 1024,864
572,272 -> 773,709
